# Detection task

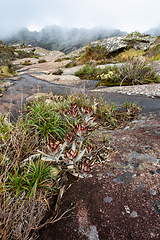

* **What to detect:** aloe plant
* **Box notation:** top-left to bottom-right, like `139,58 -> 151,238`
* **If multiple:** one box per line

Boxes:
40,102 -> 97,178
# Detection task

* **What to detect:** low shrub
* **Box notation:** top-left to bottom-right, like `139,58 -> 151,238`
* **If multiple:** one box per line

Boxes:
21,60 -> 32,66
75,58 -> 159,86
65,62 -> 77,68
52,68 -> 63,75
38,58 -> 47,63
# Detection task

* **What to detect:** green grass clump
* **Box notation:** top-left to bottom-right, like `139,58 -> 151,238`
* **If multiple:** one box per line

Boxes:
5,160 -> 57,199
15,48 -> 38,59
0,115 -> 11,142
65,62 -> 77,68
75,58 -> 159,87
75,64 -> 101,78
38,58 -> 47,63
0,45 -> 16,66
25,100 -> 66,141
21,60 -> 32,65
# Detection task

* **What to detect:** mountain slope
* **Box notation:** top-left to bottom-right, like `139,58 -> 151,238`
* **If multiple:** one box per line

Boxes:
145,25 -> 160,36
3,25 -> 127,54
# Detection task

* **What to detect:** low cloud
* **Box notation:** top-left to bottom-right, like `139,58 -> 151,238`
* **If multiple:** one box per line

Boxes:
0,0 -> 160,39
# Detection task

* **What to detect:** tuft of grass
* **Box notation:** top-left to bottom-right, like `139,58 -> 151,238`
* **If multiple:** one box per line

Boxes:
21,60 -> 32,65
38,58 -> 47,63
52,68 -> 63,75
25,100 -> 66,141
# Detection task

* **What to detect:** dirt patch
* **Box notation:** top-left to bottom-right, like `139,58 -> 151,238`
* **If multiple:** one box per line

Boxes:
38,112 -> 160,240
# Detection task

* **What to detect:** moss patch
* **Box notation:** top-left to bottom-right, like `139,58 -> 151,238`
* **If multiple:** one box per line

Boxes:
0,66 -> 15,78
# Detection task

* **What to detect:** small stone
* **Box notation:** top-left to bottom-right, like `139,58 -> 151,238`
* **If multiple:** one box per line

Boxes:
136,173 -> 140,177
140,183 -> 146,188
136,149 -> 142,154
78,226 -> 84,233
156,168 -> 160,174
150,190 -> 156,195
124,205 -> 130,213
152,200 -> 160,214
137,187 -> 142,192
104,196 -> 113,203
150,170 -> 155,175
130,211 -> 138,218
150,231 -> 156,238
107,170 -> 115,176
86,226 -> 99,240
131,162 -> 139,169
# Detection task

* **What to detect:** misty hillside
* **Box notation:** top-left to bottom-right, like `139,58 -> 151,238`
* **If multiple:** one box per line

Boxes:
145,25 -> 160,36
3,25 -> 127,54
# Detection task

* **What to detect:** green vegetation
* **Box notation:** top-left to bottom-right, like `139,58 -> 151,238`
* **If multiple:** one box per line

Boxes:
25,100 -> 66,141
0,93 -> 141,239
65,62 -> 77,68
38,58 -> 47,63
15,48 -> 38,59
0,44 -> 16,66
0,61 -> 17,79
75,58 -> 159,86
52,68 -> 63,75
55,57 -> 71,62
21,60 -> 32,65
144,43 -> 160,61
76,44 -> 112,65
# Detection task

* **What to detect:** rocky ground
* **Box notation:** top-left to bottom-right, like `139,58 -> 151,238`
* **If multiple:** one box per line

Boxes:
0,44 -> 160,239
38,111 -> 160,240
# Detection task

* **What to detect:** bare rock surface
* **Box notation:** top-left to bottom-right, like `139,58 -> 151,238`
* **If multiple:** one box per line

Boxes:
38,112 -> 160,240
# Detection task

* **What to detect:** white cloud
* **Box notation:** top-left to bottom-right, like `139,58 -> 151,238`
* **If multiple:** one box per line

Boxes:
0,0 -> 160,38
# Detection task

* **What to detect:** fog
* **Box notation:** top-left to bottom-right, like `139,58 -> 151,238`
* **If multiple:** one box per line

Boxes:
0,0 -> 160,38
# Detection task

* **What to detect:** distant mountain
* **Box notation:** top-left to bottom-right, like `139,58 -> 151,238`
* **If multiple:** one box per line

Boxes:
3,25 -> 127,54
145,25 -> 160,36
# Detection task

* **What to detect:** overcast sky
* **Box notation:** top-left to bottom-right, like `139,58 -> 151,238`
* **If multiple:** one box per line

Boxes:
0,0 -> 160,38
